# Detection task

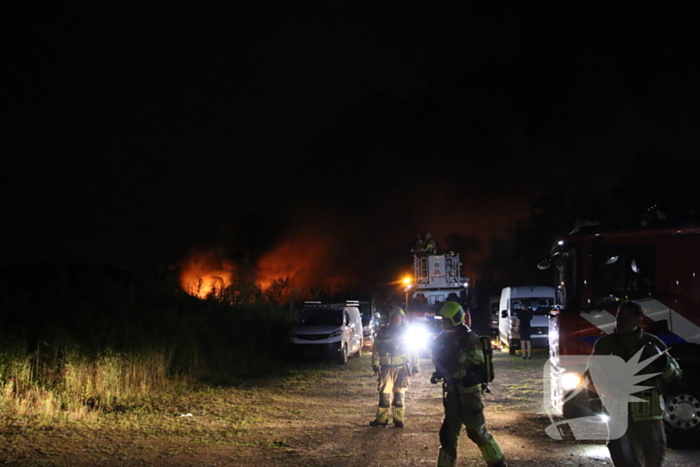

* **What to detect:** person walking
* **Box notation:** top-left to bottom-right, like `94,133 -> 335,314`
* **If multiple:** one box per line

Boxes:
432,301 -> 507,467
587,300 -> 681,467
515,301 -> 533,359
369,306 -> 419,428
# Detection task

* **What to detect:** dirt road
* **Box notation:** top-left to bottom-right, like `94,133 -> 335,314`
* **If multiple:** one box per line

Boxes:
2,349 -> 699,466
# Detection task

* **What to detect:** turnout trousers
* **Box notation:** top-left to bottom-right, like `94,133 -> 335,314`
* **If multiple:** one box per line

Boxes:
607,419 -> 665,467
375,366 -> 409,424
437,390 -> 505,467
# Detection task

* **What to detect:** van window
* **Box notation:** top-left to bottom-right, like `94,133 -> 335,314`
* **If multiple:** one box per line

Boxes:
295,309 -> 343,326
511,298 -> 554,316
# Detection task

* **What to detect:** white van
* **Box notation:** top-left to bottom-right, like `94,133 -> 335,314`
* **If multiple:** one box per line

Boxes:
289,302 -> 363,364
498,286 -> 555,355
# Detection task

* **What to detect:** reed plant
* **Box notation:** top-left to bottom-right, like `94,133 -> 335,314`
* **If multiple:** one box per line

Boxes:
0,263 -> 302,425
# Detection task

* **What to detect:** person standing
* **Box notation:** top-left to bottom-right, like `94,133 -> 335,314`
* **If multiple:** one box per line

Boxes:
411,234 -> 424,255
515,301 -> 533,359
422,232 -> 437,255
432,301 -> 507,467
370,306 -> 419,428
588,300 -> 681,467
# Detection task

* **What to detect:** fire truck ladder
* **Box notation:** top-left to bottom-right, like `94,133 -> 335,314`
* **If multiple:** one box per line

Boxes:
414,256 -> 429,284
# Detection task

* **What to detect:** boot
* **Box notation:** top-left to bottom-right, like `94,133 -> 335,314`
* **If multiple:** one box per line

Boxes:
370,405 -> 389,426
392,405 -> 405,428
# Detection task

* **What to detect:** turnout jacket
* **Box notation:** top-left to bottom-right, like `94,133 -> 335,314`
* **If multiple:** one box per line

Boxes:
590,328 -> 681,421
432,324 -> 484,393
372,324 -> 419,372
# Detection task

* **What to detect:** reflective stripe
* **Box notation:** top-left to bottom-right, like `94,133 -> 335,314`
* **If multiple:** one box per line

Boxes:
478,438 -> 505,463
392,406 -> 405,423
629,389 -> 664,421
580,297 -> 700,345
438,449 -> 456,467
659,358 -> 681,384
463,348 -> 483,365
375,406 -> 390,423
381,363 -> 408,368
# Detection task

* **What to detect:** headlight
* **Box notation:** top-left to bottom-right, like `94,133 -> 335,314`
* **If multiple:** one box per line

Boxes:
404,325 -> 430,352
561,371 -> 582,391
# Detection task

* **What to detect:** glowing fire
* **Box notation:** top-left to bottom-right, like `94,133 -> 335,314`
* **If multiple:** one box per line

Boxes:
179,226 -> 349,300
179,248 -> 234,299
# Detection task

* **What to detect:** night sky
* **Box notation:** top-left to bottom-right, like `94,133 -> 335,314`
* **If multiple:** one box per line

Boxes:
4,3 -> 699,292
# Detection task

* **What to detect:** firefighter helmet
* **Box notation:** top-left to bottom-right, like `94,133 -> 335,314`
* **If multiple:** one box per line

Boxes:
439,301 -> 465,326
390,306 -> 406,318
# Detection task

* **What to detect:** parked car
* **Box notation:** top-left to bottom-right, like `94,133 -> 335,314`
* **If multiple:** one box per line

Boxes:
289,302 -> 363,364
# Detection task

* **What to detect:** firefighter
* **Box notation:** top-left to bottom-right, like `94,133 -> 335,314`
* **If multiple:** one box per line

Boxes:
422,232 -> 437,255
433,302 -> 506,467
587,300 -> 681,467
411,234 -> 424,255
370,306 -> 419,428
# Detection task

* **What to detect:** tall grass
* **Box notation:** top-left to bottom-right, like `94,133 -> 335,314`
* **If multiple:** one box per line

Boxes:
0,348 -> 172,423
0,263 -> 303,425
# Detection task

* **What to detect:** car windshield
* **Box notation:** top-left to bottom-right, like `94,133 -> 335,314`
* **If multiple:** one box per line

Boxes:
295,308 -> 343,326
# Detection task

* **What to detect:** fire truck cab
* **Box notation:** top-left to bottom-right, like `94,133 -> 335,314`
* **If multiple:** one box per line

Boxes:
542,222 -> 700,446
404,253 -> 470,353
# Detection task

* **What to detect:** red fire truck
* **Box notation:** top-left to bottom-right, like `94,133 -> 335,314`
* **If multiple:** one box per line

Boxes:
542,221 -> 700,446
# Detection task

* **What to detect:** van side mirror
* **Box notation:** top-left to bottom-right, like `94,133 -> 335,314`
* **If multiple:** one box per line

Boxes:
500,310 -> 508,318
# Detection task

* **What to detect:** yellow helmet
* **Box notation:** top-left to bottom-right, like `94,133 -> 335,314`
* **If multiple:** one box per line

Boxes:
439,301 -> 465,326
390,306 -> 406,318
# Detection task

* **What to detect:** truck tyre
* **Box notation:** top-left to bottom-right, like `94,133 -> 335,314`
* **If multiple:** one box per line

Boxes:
663,384 -> 700,448
339,343 -> 348,364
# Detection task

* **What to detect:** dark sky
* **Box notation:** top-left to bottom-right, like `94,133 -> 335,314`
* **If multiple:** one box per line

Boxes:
4,3 -> 699,291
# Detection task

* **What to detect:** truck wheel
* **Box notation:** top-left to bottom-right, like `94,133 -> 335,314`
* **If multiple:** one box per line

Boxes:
339,344 -> 348,364
663,385 -> 700,447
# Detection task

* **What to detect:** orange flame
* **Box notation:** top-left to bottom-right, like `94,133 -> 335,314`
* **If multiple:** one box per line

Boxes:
179,223 -> 354,301
178,248 -> 234,299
